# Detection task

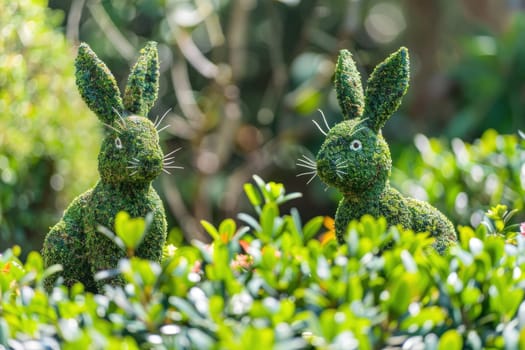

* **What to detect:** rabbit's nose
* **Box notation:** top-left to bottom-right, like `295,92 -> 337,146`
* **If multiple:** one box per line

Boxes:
143,157 -> 162,169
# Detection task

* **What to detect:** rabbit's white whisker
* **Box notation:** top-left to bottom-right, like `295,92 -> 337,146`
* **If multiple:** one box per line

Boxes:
163,160 -> 176,165
306,173 -> 317,185
350,127 -> 365,136
300,154 -> 317,166
163,156 -> 176,163
299,160 -> 316,168
102,123 -> 122,134
130,170 -> 138,176
355,117 -> 368,127
336,159 -> 348,167
132,157 -> 141,163
318,109 -> 331,131
299,159 -> 316,167
155,108 -> 172,129
126,165 -> 138,169
163,147 -> 182,158
297,157 -> 316,165
296,162 -> 316,170
162,168 -> 172,175
297,170 -> 317,177
312,120 -> 327,136
349,118 -> 368,136
164,165 -> 184,169
301,154 -> 315,161
114,120 -> 125,130
157,124 -> 171,133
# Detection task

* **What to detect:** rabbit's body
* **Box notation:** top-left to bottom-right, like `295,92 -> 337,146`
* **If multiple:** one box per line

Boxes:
313,48 -> 456,253
335,187 -> 455,253
43,43 -> 172,292
44,190 -> 96,290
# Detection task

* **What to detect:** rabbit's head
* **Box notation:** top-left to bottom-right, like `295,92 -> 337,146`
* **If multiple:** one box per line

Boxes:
75,42 -> 175,184
315,47 -> 409,195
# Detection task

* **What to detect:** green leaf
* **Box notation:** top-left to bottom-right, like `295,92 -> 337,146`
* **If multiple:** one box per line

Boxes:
238,213 -> 262,232
40,264 -> 63,284
253,175 -> 270,199
201,220 -> 220,241
244,183 -> 262,208
401,306 -> 446,331
219,219 -> 237,240
261,203 -> 279,239
0,318 -> 9,346
114,211 -> 148,251
268,182 -> 285,201
389,275 -> 411,318
438,330 -> 463,350
277,192 -> 303,205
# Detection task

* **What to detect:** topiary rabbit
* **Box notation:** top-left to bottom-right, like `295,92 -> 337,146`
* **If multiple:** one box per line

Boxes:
42,42 -> 179,292
300,47 -> 456,253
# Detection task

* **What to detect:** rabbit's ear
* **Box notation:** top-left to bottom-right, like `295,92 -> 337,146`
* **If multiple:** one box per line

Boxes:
123,41 -> 159,117
335,50 -> 365,120
75,43 -> 124,125
363,47 -> 409,133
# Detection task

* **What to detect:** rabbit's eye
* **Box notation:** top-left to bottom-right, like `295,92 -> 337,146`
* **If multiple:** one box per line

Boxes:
115,137 -> 123,149
350,139 -> 362,151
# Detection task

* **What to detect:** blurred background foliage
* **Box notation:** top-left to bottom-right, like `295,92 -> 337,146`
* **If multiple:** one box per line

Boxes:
0,0 -> 100,252
2,0 -> 525,249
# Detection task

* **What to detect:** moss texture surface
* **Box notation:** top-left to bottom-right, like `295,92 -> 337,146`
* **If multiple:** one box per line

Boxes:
316,47 -> 457,253
42,42 -> 167,292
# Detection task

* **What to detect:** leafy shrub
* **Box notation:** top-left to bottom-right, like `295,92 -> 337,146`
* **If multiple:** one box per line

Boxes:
0,0 -> 100,250
393,129 -> 525,227
2,176 -> 525,349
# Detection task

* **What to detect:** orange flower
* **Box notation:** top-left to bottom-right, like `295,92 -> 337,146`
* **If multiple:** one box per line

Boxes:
239,239 -> 251,253
1,262 -> 11,274
320,216 -> 336,245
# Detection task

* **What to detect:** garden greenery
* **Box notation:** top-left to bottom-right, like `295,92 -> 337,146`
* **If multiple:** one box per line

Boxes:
0,0 -> 100,251
393,129 -> 525,227
2,176 -> 525,349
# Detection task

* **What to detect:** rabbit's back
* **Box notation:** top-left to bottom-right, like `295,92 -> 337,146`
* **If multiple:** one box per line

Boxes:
334,187 -> 412,242
405,197 -> 456,253
334,187 -> 456,253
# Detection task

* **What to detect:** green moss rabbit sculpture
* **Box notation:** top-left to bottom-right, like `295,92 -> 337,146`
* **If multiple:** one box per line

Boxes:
43,42 -> 177,292
308,47 -> 456,253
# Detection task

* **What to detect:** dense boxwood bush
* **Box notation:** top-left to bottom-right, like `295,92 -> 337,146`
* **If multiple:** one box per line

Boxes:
2,176 -> 525,349
0,0 -> 100,250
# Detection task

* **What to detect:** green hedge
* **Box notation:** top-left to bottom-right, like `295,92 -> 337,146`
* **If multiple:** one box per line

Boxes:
2,176 -> 525,349
393,129 -> 525,227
